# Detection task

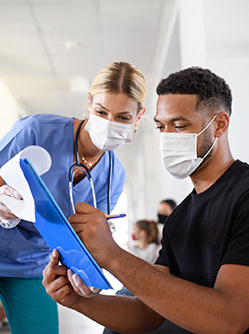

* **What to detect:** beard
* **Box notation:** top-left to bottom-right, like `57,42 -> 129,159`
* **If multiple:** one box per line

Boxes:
191,128 -> 215,175
198,127 -> 214,159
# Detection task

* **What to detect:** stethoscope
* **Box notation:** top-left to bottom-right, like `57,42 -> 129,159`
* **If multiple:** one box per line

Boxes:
68,119 -> 112,215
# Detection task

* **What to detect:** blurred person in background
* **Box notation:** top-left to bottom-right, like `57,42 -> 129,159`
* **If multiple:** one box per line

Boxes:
157,198 -> 177,238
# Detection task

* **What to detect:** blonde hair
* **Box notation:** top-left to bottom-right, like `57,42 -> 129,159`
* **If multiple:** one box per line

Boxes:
90,62 -> 146,112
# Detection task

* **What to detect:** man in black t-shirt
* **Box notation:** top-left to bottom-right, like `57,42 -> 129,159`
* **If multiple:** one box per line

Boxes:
43,68 -> 249,334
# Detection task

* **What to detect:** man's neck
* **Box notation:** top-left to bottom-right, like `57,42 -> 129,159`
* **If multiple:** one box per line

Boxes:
191,153 -> 235,194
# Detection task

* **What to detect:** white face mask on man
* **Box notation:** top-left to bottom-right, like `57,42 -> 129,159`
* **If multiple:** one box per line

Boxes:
159,114 -> 218,179
84,113 -> 135,151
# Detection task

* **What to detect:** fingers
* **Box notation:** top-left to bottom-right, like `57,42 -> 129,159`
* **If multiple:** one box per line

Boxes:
0,202 -> 18,219
69,203 -> 106,233
50,248 -> 60,264
67,270 -> 93,297
43,249 -> 67,283
74,202 -> 98,214
49,249 -> 68,276
42,249 -> 78,306
70,202 -> 106,222
3,185 -> 23,200
0,185 -> 23,199
0,185 -> 23,223
0,216 -> 21,229
67,203 -> 115,269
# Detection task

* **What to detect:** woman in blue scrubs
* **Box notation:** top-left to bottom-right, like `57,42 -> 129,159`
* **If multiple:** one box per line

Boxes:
0,61 -> 146,334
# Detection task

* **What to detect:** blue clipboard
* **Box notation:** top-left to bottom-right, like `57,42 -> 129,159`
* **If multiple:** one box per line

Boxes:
19,157 -> 112,290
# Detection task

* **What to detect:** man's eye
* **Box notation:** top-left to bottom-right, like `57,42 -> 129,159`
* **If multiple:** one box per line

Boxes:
156,125 -> 164,131
175,125 -> 186,129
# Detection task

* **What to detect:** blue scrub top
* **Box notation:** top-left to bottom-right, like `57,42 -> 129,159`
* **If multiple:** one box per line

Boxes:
0,114 -> 126,278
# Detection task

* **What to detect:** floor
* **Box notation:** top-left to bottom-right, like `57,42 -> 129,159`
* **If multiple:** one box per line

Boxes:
0,307 -> 105,334
58,271 -> 122,334
0,311 -> 104,334
58,304 -> 105,334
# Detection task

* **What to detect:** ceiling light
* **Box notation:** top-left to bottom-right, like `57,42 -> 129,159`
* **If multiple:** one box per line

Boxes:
65,41 -> 80,49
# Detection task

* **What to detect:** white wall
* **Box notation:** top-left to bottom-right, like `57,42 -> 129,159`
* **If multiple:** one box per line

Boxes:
203,0 -> 249,164
1,0 -> 249,233
0,78 -> 27,139
123,0 -> 249,226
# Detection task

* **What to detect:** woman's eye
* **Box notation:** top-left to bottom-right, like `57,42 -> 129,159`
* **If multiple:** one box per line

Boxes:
96,110 -> 107,115
119,116 -> 130,121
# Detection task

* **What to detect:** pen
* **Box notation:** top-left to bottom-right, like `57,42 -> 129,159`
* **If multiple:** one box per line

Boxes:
105,213 -> 126,220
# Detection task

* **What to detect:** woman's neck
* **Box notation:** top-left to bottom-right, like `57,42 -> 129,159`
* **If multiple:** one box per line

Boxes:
73,118 -> 104,168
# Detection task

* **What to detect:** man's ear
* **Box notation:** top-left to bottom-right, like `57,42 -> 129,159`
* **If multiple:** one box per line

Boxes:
134,107 -> 146,127
214,112 -> 230,138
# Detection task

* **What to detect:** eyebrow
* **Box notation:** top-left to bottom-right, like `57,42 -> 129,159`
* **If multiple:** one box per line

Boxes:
95,103 -> 133,114
95,103 -> 108,111
154,116 -> 189,123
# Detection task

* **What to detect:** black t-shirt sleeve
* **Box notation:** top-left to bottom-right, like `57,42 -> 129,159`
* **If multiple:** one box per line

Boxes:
221,189 -> 249,267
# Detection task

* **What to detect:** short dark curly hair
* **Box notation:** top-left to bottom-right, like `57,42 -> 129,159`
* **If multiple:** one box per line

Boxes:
156,67 -> 232,116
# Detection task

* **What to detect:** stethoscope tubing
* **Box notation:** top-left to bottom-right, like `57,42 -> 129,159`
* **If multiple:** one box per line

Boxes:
68,119 -> 112,214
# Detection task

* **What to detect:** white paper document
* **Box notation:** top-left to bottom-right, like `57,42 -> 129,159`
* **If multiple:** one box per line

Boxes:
0,146 -> 51,222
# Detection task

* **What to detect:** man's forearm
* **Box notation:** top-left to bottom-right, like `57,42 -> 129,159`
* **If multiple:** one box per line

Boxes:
42,248 -> 165,333
71,293 -> 164,333
104,247 -> 249,334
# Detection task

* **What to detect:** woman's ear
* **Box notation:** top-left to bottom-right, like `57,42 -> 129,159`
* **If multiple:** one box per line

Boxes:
87,92 -> 92,109
134,107 -> 146,127
214,112 -> 230,138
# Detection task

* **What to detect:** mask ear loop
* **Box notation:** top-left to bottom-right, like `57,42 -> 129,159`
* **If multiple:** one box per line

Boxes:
197,113 -> 219,137
197,113 -> 219,160
133,107 -> 146,133
201,137 -> 218,161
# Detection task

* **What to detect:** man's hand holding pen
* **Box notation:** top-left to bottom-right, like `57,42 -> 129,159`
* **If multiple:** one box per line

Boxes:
68,202 -> 123,270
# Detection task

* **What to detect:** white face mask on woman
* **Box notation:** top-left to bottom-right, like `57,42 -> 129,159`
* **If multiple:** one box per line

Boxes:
85,113 -> 134,151
159,114 -> 218,179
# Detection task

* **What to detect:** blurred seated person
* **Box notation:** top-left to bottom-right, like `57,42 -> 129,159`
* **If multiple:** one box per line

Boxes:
103,219 -> 159,334
117,219 -> 159,297
130,219 -> 159,264
157,199 -> 177,238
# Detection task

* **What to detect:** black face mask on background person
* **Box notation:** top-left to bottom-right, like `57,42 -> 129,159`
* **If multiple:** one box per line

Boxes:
157,214 -> 169,225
